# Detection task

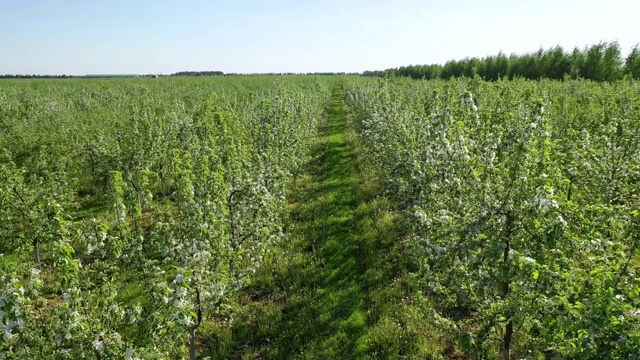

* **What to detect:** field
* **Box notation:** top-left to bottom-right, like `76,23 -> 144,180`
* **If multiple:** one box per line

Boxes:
0,76 -> 639,359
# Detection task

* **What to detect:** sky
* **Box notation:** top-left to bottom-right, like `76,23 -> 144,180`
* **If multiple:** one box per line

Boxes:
0,0 -> 638,75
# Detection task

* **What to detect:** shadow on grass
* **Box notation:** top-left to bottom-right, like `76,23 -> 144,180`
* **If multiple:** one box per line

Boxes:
73,193 -> 111,221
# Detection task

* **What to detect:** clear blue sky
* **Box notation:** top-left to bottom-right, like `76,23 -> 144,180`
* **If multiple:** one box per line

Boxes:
1,0 -> 638,75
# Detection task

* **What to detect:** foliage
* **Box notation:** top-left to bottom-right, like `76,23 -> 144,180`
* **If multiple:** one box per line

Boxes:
0,76 -> 331,359
346,76 -> 640,358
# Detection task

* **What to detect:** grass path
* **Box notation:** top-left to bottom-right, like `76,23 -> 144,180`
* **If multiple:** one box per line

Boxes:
205,84 -> 443,359
277,83 -> 371,357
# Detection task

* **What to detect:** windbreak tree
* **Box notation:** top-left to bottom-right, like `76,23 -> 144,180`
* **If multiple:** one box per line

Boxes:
624,44 -> 640,78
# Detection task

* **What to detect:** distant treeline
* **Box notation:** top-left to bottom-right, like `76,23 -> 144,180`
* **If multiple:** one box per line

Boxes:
0,74 -> 151,79
0,74 -> 78,79
173,71 -> 360,76
238,72 -> 360,76
1,71 -> 360,79
363,42 -> 640,81
172,71 -> 224,76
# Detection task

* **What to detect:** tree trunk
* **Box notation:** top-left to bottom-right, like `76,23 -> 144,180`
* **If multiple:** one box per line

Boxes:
161,174 -> 167,198
189,328 -> 197,360
34,237 -> 41,264
501,212 -> 514,360
188,284 -> 203,360
502,319 -> 513,360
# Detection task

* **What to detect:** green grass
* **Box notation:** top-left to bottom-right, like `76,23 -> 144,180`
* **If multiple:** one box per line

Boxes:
0,253 -> 19,270
199,84 -> 449,359
73,194 -> 112,221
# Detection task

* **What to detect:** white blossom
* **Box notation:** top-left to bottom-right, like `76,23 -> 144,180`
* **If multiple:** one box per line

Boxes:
557,215 -> 567,226
92,338 -> 104,352
175,287 -> 187,298
619,335 -> 627,342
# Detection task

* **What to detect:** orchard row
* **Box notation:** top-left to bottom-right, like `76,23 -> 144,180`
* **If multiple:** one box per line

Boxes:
0,77 -> 331,359
346,77 -> 640,359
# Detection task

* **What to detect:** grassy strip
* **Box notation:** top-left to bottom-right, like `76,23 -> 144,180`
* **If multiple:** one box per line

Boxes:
200,84 -> 449,359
